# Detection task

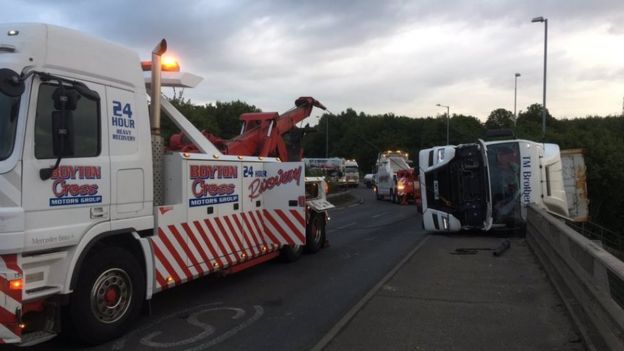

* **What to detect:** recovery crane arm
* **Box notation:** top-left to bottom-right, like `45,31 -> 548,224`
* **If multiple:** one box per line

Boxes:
169,96 -> 326,161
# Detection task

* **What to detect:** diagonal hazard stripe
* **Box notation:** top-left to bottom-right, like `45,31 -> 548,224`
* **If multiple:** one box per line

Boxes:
290,209 -> 306,228
157,228 -> 193,281
214,218 -> 241,260
276,209 -> 305,243
257,210 -> 282,246
155,270 -> 169,291
264,210 -> 295,246
0,322 -> 19,343
241,212 -> 264,249
0,277 -> 21,303
233,214 -> 259,256
204,219 -> 235,266
0,255 -> 20,275
181,223 -> 211,270
249,211 -> 269,247
0,305 -> 20,336
194,221 -> 225,268
223,216 -> 249,257
152,238 -> 182,285
169,225 -> 201,269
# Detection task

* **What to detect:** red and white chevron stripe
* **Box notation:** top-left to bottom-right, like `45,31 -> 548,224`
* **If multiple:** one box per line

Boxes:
0,254 -> 22,344
151,209 -> 305,292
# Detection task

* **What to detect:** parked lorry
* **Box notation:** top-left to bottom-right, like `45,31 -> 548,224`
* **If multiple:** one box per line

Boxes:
418,139 -> 568,232
0,23 -> 334,346
374,150 -> 412,202
304,157 -> 344,182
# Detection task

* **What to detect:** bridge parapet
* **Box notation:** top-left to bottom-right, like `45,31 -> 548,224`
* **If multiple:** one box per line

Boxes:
527,204 -> 624,351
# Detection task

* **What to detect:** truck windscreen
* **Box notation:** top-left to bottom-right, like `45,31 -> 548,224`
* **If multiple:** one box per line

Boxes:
486,142 -> 522,225
0,91 -> 20,161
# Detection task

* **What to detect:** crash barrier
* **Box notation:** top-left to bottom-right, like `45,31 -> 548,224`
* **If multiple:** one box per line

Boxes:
527,204 -> 624,351
566,220 -> 624,262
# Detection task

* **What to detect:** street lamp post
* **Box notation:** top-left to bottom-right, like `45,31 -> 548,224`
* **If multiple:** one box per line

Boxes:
436,103 -> 450,145
532,16 -> 548,139
514,73 -> 521,123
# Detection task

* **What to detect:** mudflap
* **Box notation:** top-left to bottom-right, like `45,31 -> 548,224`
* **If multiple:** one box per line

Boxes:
261,162 -> 306,247
0,254 -> 22,344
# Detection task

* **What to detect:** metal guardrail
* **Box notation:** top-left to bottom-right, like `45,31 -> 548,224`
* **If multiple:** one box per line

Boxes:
527,204 -> 624,351
566,220 -> 624,261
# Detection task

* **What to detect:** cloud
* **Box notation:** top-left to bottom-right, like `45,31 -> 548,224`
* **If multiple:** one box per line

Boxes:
2,0 -> 624,119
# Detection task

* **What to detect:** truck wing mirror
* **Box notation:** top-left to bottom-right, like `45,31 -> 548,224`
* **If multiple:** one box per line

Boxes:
52,86 -> 80,111
39,111 -> 74,180
73,82 -> 100,101
0,68 -> 25,97
52,110 -> 74,157
40,87 -> 77,180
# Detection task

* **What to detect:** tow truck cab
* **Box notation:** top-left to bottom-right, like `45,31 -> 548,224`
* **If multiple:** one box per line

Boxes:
419,139 -> 568,233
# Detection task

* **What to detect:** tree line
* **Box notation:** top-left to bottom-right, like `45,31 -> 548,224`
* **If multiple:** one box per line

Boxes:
166,96 -> 624,235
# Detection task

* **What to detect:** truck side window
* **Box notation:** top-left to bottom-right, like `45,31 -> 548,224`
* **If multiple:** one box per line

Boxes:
34,83 -> 100,159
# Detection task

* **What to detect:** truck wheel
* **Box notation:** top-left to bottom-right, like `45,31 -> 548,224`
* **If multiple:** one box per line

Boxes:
65,247 -> 144,345
305,214 -> 326,254
390,189 -> 396,203
375,188 -> 382,201
280,244 -> 304,262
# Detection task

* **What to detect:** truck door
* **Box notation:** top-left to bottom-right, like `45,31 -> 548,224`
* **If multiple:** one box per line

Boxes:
261,162 -> 306,247
106,86 -> 152,226
22,79 -> 110,251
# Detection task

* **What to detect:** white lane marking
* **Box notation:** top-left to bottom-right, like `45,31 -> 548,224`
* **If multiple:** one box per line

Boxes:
310,235 -> 432,351
186,305 -> 264,351
336,222 -> 356,230
139,309 -> 221,348
113,303 -> 264,350
371,212 -> 388,219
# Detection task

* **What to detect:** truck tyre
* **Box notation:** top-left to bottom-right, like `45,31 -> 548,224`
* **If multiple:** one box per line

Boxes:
305,214 -> 326,254
280,244 -> 304,262
375,188 -> 382,201
64,247 -> 145,345
390,189 -> 396,203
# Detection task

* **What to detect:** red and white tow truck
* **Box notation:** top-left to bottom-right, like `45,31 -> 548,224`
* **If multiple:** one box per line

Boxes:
0,23 -> 333,345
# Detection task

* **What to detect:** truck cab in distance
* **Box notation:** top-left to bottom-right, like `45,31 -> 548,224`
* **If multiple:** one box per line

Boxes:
343,159 -> 359,188
374,150 -> 411,202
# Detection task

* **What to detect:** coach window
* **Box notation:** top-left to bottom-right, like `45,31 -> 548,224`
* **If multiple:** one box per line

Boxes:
34,83 -> 101,159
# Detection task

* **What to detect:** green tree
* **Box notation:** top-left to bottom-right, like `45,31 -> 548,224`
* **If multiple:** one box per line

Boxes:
485,108 -> 514,130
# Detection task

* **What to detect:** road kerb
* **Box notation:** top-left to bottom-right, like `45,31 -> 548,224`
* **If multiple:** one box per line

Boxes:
309,234 -> 431,351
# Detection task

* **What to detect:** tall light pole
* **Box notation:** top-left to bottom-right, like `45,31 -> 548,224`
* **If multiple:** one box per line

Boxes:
436,103 -> 450,145
532,16 -> 548,139
514,73 -> 521,123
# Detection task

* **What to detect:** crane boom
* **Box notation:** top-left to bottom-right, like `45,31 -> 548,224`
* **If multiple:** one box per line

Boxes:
169,96 -> 326,161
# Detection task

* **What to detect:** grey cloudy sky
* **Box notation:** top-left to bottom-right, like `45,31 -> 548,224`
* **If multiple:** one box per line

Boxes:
3,0 -> 624,121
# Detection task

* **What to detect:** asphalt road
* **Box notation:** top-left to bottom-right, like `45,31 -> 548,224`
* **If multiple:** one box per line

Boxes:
27,187 -> 426,351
